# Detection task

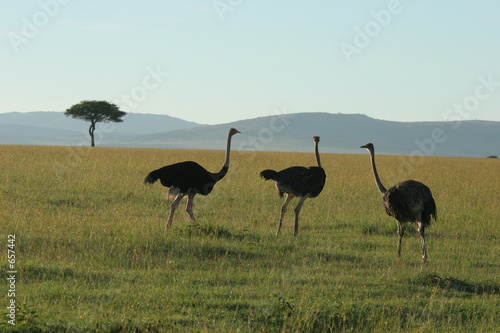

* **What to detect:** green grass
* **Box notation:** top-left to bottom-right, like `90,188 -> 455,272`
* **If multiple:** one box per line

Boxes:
1,145 -> 499,332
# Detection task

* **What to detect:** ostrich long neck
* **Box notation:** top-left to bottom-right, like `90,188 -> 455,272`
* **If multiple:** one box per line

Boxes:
368,149 -> 387,194
211,132 -> 234,181
314,140 -> 322,168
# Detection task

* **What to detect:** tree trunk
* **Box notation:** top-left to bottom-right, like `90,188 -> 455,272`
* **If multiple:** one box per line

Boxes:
89,121 -> 96,147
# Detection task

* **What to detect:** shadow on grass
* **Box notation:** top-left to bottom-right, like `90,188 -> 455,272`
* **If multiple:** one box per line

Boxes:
360,223 -> 396,236
46,196 -> 112,208
133,235 -> 264,262
411,273 -> 500,294
178,222 -> 261,242
310,251 -> 360,263
20,265 -> 114,285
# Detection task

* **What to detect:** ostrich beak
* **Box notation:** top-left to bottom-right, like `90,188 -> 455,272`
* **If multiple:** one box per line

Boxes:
360,144 -> 367,149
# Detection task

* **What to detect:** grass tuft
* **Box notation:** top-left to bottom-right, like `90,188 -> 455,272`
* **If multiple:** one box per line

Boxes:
411,273 -> 500,294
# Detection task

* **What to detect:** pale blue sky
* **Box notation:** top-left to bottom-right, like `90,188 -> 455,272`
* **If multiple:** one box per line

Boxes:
1,0 -> 499,125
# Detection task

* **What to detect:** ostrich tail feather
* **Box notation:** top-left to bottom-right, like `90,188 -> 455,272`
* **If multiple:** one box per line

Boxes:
260,169 -> 278,181
142,172 -> 158,185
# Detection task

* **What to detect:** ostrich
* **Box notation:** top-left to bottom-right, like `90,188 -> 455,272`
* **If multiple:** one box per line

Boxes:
360,143 -> 437,262
260,136 -> 326,236
143,128 -> 240,229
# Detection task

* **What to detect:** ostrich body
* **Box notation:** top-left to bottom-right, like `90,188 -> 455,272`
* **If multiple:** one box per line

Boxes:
143,128 -> 240,229
260,136 -> 326,236
361,143 -> 437,262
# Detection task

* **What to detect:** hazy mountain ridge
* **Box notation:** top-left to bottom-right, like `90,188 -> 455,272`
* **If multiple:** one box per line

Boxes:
0,111 -> 201,134
0,111 -> 498,157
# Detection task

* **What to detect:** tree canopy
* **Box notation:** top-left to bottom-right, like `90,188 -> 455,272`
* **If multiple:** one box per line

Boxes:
65,100 -> 126,147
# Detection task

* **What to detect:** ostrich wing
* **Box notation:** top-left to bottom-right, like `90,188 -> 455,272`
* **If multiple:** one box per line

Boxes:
153,161 -> 217,195
276,166 -> 326,198
383,180 -> 436,224
383,187 -> 415,222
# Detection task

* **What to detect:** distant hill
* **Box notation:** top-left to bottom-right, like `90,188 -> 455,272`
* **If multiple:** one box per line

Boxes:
0,111 -> 201,146
0,111 -> 201,134
133,113 -> 500,157
1,111 -> 499,158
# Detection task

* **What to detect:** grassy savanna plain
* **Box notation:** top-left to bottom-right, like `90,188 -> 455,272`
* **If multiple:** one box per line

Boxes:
1,144 -> 499,332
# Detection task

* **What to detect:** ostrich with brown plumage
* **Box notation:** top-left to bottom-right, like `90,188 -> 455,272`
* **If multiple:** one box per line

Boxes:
361,143 -> 437,262
143,128 -> 240,229
260,136 -> 326,236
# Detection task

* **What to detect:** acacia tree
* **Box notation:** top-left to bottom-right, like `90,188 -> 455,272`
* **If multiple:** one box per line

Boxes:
65,100 -> 126,147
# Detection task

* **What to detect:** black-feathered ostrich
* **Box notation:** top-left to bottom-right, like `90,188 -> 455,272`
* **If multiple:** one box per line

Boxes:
360,143 -> 437,262
143,128 -> 240,229
260,136 -> 326,236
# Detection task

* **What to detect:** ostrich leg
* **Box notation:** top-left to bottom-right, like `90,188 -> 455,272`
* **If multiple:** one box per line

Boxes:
276,194 -> 294,236
418,222 -> 427,263
397,221 -> 404,258
185,193 -> 196,221
167,194 -> 184,229
293,196 -> 308,236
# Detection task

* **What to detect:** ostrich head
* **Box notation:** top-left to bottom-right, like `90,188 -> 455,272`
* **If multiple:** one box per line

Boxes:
313,136 -> 320,143
229,128 -> 241,136
360,143 -> 374,151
